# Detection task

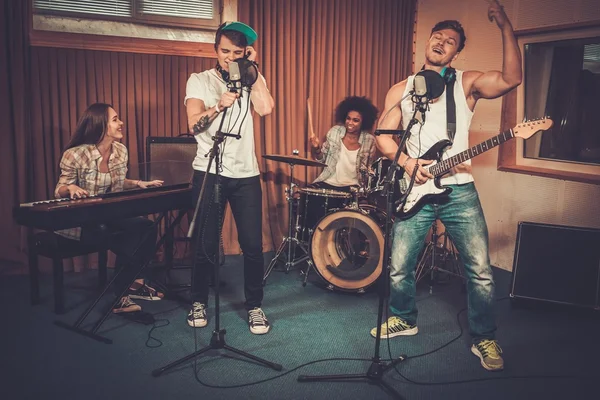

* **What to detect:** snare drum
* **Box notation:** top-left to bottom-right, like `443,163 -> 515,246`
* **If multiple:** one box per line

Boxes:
309,206 -> 385,292
296,187 -> 351,242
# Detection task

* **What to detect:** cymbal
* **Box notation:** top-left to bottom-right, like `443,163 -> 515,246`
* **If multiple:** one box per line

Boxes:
263,154 -> 326,167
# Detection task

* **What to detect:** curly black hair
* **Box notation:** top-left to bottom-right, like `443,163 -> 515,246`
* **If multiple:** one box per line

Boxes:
334,96 -> 379,131
431,20 -> 466,52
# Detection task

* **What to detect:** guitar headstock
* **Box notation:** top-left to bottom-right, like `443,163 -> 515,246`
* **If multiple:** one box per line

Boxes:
513,117 -> 554,139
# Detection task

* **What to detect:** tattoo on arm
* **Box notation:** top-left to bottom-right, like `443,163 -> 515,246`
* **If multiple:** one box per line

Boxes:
193,115 -> 210,134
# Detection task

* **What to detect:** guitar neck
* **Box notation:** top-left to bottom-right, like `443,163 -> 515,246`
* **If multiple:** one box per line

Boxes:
429,129 -> 515,177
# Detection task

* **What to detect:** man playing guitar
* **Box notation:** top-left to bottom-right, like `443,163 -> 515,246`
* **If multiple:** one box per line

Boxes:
372,0 -> 522,371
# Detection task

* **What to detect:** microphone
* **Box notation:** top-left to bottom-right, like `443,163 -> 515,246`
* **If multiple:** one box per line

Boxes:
414,74 -> 427,97
412,69 -> 445,104
228,61 -> 243,107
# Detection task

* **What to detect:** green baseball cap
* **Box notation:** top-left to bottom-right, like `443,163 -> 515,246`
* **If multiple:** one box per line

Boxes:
221,21 -> 257,45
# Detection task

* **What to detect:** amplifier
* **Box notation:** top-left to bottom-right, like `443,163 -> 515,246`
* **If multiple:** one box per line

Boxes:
510,221 -> 600,309
146,136 -> 197,164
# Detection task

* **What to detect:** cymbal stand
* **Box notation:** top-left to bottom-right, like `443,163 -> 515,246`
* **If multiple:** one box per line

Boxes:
415,221 -> 464,291
263,162 -> 311,285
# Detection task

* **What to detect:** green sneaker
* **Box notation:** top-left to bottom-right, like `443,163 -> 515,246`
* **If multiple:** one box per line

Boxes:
471,339 -> 504,371
370,316 -> 418,339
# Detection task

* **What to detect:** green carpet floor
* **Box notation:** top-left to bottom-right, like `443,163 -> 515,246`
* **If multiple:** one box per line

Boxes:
1,253 -> 599,400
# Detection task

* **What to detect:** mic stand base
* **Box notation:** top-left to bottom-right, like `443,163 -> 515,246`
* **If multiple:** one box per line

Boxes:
152,328 -> 283,377
298,356 -> 407,399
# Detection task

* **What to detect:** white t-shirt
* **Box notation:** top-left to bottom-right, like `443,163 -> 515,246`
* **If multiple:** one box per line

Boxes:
324,142 -> 359,186
184,69 -> 260,178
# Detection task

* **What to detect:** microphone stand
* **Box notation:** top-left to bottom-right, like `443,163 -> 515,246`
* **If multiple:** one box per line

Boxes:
152,102 -> 282,377
298,101 -> 426,399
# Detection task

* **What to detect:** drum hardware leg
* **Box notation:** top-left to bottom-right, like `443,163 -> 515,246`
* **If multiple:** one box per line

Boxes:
263,163 -> 318,286
263,236 -> 310,285
415,222 -> 465,292
300,259 -> 314,287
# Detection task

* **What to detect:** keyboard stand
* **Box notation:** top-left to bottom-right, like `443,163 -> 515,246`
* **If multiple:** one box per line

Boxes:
54,211 -> 186,344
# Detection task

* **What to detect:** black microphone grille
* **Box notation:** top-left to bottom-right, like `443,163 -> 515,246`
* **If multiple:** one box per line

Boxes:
416,69 -> 445,99
234,58 -> 258,87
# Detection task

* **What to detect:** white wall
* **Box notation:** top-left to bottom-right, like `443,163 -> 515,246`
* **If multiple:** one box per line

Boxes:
415,0 -> 600,270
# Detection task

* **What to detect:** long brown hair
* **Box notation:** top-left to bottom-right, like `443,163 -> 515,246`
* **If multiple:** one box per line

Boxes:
66,103 -> 112,149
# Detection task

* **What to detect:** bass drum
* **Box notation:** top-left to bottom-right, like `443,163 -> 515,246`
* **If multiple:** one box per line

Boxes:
309,205 -> 386,292
296,187 -> 352,242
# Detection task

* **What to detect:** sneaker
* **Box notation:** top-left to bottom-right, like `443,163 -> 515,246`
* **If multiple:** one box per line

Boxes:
248,308 -> 270,335
128,283 -> 164,301
370,316 -> 418,339
112,296 -> 142,313
471,339 -> 504,371
187,302 -> 207,328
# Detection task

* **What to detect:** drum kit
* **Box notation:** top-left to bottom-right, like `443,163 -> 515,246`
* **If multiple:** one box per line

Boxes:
262,152 -> 394,293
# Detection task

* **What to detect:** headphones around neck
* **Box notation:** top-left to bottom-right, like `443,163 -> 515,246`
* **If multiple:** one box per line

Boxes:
215,62 -> 230,82
440,66 -> 456,84
421,65 -> 456,85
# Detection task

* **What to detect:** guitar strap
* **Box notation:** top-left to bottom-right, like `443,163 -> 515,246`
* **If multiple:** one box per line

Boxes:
445,69 -> 457,143
420,65 -> 457,142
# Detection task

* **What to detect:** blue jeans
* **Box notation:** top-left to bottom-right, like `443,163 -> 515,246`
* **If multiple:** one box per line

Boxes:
389,182 -> 496,342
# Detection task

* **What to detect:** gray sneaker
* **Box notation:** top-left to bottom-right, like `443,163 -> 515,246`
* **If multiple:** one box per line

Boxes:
112,296 -> 141,314
187,302 -> 207,328
248,308 -> 270,335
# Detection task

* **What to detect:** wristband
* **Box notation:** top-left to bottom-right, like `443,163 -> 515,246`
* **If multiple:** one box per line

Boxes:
402,157 -> 412,169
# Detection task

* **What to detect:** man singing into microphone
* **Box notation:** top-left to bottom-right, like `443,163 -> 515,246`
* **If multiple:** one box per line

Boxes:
372,1 -> 521,371
184,22 -> 274,334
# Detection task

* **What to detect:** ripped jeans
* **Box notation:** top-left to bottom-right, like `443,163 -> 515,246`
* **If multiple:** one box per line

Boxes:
389,182 -> 496,342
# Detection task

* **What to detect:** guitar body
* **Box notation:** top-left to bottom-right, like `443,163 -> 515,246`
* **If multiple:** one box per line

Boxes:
391,118 -> 553,220
395,139 -> 453,220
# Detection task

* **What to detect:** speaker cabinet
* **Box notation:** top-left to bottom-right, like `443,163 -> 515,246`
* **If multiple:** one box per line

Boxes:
145,136 -> 197,182
146,136 -> 197,164
510,221 -> 600,309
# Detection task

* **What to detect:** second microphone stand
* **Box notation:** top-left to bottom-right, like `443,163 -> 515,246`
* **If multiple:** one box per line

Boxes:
298,104 -> 425,399
152,101 -> 282,377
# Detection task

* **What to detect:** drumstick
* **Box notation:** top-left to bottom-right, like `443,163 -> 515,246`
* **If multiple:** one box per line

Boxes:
307,98 -> 316,141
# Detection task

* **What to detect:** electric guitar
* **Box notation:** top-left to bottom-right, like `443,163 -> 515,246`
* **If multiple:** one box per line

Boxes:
395,118 -> 553,220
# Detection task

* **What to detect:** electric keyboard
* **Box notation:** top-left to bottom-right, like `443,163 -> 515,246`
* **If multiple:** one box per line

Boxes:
13,183 -> 192,231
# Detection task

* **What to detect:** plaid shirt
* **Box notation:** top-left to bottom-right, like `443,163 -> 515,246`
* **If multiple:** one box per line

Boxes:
313,125 -> 376,187
54,142 -> 128,240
